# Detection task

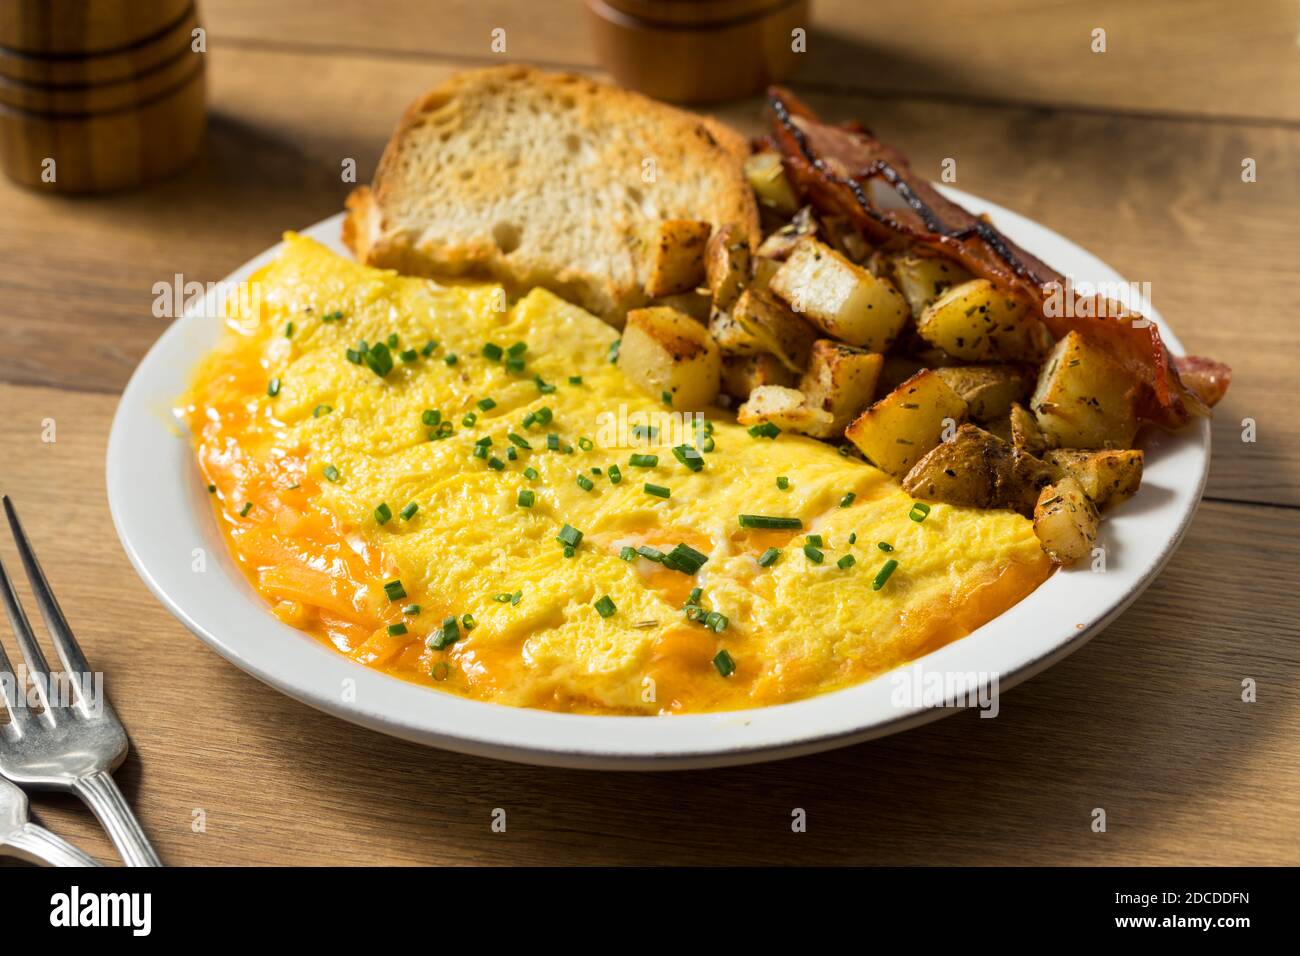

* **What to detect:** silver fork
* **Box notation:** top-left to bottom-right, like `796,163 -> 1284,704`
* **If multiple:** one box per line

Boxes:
0,774 -> 99,866
0,496 -> 162,867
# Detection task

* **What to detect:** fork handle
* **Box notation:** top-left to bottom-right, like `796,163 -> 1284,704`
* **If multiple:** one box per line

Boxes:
72,770 -> 162,867
3,823 -> 101,867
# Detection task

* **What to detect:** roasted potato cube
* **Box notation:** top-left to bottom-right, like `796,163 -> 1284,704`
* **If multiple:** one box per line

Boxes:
902,424 -> 1055,517
737,385 -> 833,435
721,354 -> 796,400
704,223 -> 751,310
620,306 -> 720,409
1009,401 -> 1048,455
749,256 -> 781,296
644,220 -> 711,298
757,206 -> 818,260
917,279 -> 1051,361
845,369 -> 968,477
731,288 -> 818,372
708,306 -> 764,356
744,152 -> 800,215
933,365 -> 1031,422
890,254 -> 973,318
769,238 -> 910,351
1044,449 -> 1143,509
1033,477 -> 1100,565
800,339 -> 883,434
1030,331 -> 1140,449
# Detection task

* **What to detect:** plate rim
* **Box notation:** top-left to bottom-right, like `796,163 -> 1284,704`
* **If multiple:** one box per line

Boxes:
106,193 -> 1210,769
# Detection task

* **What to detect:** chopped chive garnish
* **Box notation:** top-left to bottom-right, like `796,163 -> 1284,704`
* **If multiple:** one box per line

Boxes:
267,377 -> 281,397
577,474 -> 595,491
488,456 -> 506,471
713,650 -> 736,677
662,391 -> 673,406
473,444 -> 488,460
544,433 -> 559,451
444,353 -> 458,365
578,437 -> 594,451
399,502 -> 418,521
757,547 -> 781,568
840,492 -> 856,508
663,543 -> 708,574
563,546 -> 575,558
482,342 -> 504,361
672,445 -> 704,472
494,592 -> 512,602
523,466 -> 539,480
461,613 -> 475,631
557,524 -> 583,548
738,514 -> 802,530
400,348 -> 418,363
701,436 -> 716,453
462,412 -> 477,427
477,397 -> 497,412
364,342 -> 394,378
686,587 -> 703,607
594,595 -> 617,618
313,404 -> 332,417
803,543 -> 824,564
536,406 -> 554,425
629,453 -> 658,468
806,534 -> 823,547
375,503 -> 393,524
776,476 -> 789,490
511,590 -> 522,605
476,435 -> 493,447
608,338 -> 621,363
421,340 -> 437,357
704,611 -> 729,633
569,376 -> 582,385
383,579 -> 407,601
387,623 -> 408,636
644,483 -> 671,499
403,604 -> 421,616
323,465 -> 340,482
386,333 -> 398,349
284,321 -> 295,338
507,341 -> 527,357
637,545 -> 665,563
322,310 -> 343,323
748,422 -> 780,439
504,433 -> 530,451
506,356 -> 525,373
872,559 -> 899,590
909,502 -> 931,522
620,546 -> 637,561
878,541 -> 893,552
422,409 -> 442,427
238,502 -> 253,517
207,484 -> 216,493
608,464 -> 623,484
517,489 -> 535,508
429,616 -> 460,650
837,554 -> 856,570
534,375 -> 556,394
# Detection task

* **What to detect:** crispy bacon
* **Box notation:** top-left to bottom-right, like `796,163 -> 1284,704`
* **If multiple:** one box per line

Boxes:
765,87 -> 1228,428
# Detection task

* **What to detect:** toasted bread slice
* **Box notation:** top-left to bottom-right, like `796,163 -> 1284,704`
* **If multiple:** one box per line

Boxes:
344,66 -> 760,324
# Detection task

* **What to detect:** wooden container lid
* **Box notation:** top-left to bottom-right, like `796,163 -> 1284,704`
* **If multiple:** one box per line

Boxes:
587,0 -> 809,103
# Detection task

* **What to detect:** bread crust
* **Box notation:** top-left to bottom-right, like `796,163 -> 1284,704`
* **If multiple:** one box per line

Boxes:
343,65 -> 760,322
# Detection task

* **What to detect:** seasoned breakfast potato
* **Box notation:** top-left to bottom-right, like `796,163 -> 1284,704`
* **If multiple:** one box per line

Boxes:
890,254 -> 973,318
704,223 -> 751,310
902,424 -> 1054,517
749,256 -> 781,297
721,353 -> 795,400
1033,477 -> 1100,565
769,238 -> 910,351
845,369 -> 969,477
917,278 -> 1051,362
756,206 -> 818,260
799,339 -> 883,435
1043,449 -> 1143,509
708,306 -> 764,355
620,306 -> 721,409
1030,331 -> 1140,449
933,364 -> 1031,422
1008,401 -> 1048,456
736,385 -> 833,435
644,220 -> 712,297
744,151 -> 800,215
730,288 -> 818,372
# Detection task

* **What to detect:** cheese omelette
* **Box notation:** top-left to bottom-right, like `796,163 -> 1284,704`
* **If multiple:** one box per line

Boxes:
181,235 -> 1050,714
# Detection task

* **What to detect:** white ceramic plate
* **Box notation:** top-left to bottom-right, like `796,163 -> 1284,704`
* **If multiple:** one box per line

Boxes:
106,194 -> 1209,769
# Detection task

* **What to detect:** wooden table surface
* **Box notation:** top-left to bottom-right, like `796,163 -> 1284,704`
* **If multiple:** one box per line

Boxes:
2,0 -> 1297,866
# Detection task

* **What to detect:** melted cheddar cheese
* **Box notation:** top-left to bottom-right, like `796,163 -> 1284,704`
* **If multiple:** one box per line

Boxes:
181,235 -> 1051,714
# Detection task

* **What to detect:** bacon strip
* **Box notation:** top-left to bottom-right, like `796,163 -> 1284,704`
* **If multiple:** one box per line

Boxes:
765,87 -> 1229,427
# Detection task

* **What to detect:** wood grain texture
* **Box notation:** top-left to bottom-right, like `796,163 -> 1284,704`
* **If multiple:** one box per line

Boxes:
0,381 -> 1295,866
2,46 -> 1294,502
201,0 -> 1300,122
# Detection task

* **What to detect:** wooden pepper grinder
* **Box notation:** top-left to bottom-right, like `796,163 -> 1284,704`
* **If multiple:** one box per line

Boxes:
0,0 -> 207,194
586,0 -> 810,103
